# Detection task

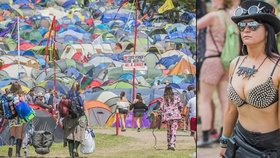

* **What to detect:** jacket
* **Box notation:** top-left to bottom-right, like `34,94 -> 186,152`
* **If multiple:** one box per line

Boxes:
158,95 -> 182,122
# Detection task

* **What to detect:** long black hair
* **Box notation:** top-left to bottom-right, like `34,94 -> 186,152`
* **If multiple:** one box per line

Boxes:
240,21 -> 279,59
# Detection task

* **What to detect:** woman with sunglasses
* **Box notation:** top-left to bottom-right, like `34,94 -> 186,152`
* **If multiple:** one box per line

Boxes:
220,0 -> 280,157
197,0 -> 238,147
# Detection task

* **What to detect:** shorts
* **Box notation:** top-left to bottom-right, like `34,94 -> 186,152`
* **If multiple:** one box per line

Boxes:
199,55 -> 228,85
119,108 -> 128,114
133,109 -> 145,117
190,117 -> 196,131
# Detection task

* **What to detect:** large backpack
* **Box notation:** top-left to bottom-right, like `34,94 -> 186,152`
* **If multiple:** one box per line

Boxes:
68,91 -> 84,119
58,99 -> 71,118
0,95 -> 17,119
32,130 -> 54,155
219,11 -> 239,70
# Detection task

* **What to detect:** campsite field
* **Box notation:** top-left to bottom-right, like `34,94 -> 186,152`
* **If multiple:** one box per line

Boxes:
0,128 -> 195,158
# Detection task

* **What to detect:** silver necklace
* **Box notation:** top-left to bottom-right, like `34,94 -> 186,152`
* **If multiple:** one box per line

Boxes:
236,56 -> 268,80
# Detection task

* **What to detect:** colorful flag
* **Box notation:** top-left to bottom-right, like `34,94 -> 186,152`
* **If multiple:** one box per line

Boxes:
158,0 -> 174,14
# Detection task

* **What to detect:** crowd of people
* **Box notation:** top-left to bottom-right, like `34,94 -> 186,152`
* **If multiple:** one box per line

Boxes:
0,80 -> 196,157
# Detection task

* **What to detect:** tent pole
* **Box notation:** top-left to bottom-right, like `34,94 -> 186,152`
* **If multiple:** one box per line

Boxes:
17,17 -> 20,80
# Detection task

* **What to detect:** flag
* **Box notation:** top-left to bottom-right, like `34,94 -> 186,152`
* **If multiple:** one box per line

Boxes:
158,0 -> 174,14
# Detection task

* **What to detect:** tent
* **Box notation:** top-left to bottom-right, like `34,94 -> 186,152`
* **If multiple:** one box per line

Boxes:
84,100 -> 112,127
168,58 -> 196,76
30,104 -> 64,142
110,111 -> 151,128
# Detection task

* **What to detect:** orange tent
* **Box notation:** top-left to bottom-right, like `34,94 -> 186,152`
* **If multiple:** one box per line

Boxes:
84,100 -> 112,112
168,58 -> 196,75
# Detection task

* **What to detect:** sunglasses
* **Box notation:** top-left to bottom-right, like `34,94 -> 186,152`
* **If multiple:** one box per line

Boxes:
237,21 -> 262,32
234,4 -> 274,16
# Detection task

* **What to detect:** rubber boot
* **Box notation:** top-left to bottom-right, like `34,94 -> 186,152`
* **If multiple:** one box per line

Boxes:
15,139 -> 22,157
73,141 -> 80,157
8,136 -> 15,157
68,140 -> 74,158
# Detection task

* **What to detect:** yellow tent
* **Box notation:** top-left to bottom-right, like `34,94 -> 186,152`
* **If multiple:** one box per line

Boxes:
1,85 -> 30,93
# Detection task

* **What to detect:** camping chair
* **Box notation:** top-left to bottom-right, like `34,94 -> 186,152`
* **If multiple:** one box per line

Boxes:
149,112 -> 162,149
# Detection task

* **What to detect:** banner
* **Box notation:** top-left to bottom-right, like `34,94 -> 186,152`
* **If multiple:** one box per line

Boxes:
123,55 -> 147,70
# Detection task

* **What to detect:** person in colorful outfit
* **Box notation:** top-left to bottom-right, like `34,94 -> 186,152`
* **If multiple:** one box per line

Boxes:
156,86 -> 182,151
7,82 -> 25,157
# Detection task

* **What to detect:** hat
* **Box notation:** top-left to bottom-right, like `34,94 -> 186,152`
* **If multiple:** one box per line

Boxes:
231,0 -> 280,33
37,92 -> 43,97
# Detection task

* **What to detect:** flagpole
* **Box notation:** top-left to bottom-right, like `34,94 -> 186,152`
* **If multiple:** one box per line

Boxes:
132,0 -> 139,129
52,16 -> 57,111
17,17 -> 20,80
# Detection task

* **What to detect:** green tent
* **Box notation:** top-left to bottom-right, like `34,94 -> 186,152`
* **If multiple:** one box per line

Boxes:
3,38 -> 17,51
102,81 -> 145,90
21,30 -> 42,42
29,46 -> 59,61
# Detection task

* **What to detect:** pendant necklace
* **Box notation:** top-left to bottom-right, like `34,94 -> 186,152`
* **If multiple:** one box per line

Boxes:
236,56 -> 268,80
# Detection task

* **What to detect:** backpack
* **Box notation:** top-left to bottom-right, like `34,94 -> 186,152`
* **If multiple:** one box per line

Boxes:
219,11 -> 239,70
32,130 -> 54,155
69,93 -> 84,119
14,101 -> 35,123
0,95 -> 17,119
58,99 -> 71,118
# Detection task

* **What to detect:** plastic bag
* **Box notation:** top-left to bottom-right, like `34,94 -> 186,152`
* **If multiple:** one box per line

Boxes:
80,128 -> 95,154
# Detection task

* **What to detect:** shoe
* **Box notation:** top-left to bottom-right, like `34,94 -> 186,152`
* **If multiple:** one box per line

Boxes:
121,129 -> 126,132
73,149 -> 79,157
137,128 -> 140,132
169,147 -> 175,151
190,131 -> 195,136
197,139 -> 213,148
8,147 -> 12,157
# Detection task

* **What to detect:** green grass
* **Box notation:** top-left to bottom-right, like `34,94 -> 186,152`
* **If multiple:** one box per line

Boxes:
0,133 -> 194,158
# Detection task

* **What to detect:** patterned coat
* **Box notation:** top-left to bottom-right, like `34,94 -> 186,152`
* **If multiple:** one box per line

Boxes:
158,95 -> 182,122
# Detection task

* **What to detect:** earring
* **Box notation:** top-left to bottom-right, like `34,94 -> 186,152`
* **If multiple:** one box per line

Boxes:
241,44 -> 245,55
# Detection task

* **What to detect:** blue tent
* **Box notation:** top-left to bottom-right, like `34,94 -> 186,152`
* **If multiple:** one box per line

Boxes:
156,55 -> 181,69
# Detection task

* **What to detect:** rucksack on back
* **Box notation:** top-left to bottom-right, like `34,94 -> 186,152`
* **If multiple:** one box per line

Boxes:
0,95 -> 17,119
219,11 -> 239,70
69,95 -> 84,119
58,99 -> 71,118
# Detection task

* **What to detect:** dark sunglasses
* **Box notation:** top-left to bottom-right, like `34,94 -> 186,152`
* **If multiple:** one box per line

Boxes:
237,21 -> 262,32
234,4 -> 274,16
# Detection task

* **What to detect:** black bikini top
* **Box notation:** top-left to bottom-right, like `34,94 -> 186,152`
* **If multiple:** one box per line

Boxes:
227,57 -> 280,108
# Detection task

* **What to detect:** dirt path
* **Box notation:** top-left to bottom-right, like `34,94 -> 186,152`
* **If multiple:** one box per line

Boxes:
94,128 -> 195,156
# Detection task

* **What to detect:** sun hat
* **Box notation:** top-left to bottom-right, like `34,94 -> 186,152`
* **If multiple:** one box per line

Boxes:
231,0 -> 280,33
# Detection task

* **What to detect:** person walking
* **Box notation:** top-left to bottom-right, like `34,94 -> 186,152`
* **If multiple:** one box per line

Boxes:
62,82 -> 87,158
7,82 -> 25,157
131,93 -> 148,132
197,0 -> 238,147
220,0 -> 280,157
155,86 -> 182,151
117,91 -> 130,132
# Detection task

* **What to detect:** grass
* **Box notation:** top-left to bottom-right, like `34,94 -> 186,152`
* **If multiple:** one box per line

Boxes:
0,132 -> 194,158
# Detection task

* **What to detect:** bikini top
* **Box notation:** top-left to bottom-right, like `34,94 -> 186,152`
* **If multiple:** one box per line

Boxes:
227,57 -> 280,108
